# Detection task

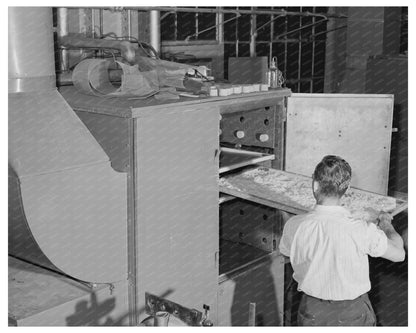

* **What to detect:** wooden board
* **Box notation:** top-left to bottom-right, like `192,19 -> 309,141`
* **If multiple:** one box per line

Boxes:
219,167 -> 407,222
286,93 -> 394,195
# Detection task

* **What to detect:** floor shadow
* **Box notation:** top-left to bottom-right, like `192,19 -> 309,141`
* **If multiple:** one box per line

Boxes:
65,288 -> 175,326
66,292 -> 116,326
228,255 -> 281,326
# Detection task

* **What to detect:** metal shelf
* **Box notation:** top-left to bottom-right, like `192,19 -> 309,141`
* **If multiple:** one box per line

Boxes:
219,193 -> 236,204
219,147 -> 275,174
218,239 -> 272,280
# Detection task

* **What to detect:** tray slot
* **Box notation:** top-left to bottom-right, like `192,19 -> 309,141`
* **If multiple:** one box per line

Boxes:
219,147 -> 274,174
219,193 -> 236,204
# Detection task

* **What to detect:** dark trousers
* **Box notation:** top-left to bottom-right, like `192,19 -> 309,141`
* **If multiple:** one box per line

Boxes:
297,292 -> 376,326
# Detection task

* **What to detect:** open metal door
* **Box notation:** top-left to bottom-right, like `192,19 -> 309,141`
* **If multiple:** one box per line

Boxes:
285,93 -> 394,195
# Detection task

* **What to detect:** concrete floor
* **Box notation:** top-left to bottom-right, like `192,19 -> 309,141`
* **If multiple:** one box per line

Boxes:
369,257 -> 408,326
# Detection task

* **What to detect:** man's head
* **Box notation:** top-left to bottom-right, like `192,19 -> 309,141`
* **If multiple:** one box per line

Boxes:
312,155 -> 352,203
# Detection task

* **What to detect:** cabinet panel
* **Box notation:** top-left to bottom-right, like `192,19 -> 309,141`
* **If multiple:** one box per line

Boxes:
75,111 -> 131,173
136,107 -> 219,195
286,93 -> 394,195
135,106 -> 219,323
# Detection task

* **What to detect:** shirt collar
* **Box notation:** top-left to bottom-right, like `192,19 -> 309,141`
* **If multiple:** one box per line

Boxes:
313,204 -> 351,217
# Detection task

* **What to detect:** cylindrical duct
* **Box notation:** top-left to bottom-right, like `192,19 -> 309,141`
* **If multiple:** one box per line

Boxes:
149,10 -> 161,54
8,7 -> 56,93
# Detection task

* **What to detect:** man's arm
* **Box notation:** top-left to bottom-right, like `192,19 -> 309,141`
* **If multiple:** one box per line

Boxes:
279,213 -> 301,261
378,212 -> 406,262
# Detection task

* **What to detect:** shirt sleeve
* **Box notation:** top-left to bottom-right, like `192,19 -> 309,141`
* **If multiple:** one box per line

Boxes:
279,217 -> 297,257
366,222 -> 388,257
279,231 -> 291,257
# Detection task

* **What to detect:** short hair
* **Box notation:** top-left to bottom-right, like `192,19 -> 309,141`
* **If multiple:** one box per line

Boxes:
313,155 -> 352,199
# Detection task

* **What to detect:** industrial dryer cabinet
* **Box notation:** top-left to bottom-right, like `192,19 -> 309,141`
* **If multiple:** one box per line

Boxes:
59,87 -> 290,326
59,87 -> 394,326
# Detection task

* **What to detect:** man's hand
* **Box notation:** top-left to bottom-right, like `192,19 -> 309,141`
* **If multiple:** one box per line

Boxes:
365,207 -> 380,225
377,211 -> 393,231
376,211 -> 405,262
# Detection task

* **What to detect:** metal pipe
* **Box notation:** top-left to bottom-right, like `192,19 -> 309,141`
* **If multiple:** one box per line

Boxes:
57,8 -> 69,37
149,10 -> 161,54
297,8 -> 302,93
75,6 -> 344,18
224,39 -> 315,44
195,11 -> 199,38
92,8 -> 96,37
250,9 -> 256,57
311,25 -> 348,39
59,35 -> 137,64
235,12 -> 239,58
216,9 -> 224,43
273,18 -> 328,41
98,8 -> 104,58
248,303 -> 256,326
174,11 -> 178,40
8,7 -> 56,92
80,8 -> 93,37
127,9 -> 132,37
185,12 -> 240,42
256,11 -> 329,34
99,8 -> 104,36
283,15 -> 288,82
270,13 -> 274,63
310,8 -> 316,93
57,8 -> 69,72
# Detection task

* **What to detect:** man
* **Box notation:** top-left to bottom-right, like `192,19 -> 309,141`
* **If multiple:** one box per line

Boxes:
279,155 -> 405,326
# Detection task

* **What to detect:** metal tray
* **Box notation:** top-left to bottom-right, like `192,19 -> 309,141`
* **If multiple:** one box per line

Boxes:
219,166 -> 408,219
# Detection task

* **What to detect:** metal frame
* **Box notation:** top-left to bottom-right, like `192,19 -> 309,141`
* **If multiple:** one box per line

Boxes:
157,6 -> 333,93
127,119 -> 137,326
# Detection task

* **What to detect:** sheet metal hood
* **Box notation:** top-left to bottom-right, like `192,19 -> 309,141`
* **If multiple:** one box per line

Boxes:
8,7 -> 127,283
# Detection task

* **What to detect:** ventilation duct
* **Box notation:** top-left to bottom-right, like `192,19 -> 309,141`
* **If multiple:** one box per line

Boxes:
8,7 -> 127,283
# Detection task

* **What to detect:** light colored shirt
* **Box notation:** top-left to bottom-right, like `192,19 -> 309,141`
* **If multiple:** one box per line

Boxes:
279,205 -> 388,301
